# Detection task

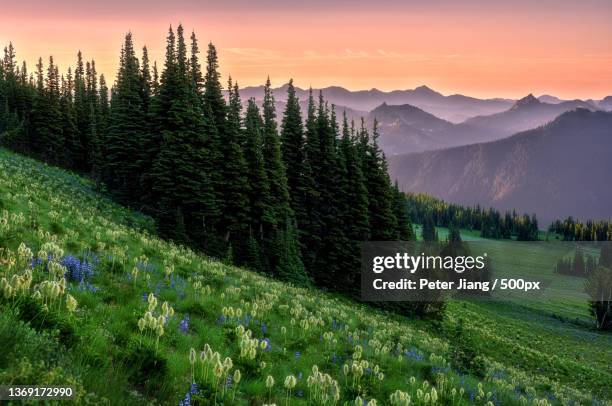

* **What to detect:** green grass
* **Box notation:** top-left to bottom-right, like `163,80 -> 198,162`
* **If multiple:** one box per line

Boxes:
0,148 -> 610,405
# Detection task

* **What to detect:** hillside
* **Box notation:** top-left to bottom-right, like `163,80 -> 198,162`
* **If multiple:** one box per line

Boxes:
1,148 -> 611,404
1,149 -> 611,404
388,109 -> 612,224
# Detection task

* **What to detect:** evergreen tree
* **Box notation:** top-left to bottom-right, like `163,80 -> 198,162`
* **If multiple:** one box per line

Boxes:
422,213 -> 439,242
393,180 -> 413,240
280,79 -> 307,221
104,32 -> 147,203
359,119 -> 397,240
262,78 -> 291,224
244,98 -> 274,239
202,42 -> 226,232
151,26 -> 217,246
59,68 -> 79,168
30,56 -> 63,164
218,79 -> 250,257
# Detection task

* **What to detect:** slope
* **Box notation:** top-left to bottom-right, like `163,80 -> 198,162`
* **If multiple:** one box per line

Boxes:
388,109 -> 612,224
0,148 -> 609,404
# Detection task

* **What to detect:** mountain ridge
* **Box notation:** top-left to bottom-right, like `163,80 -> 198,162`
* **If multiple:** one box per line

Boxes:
388,109 -> 612,224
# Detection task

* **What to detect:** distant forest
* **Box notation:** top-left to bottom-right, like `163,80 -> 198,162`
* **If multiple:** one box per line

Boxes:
0,26 -> 413,296
549,217 -> 612,241
405,193 -> 540,241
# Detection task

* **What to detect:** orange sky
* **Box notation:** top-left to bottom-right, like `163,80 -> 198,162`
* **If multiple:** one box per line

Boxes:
1,0 -> 611,99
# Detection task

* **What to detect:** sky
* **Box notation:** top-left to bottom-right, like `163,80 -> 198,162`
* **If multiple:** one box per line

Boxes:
2,0 -> 612,99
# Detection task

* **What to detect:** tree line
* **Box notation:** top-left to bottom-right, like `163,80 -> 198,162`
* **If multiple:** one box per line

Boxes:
0,26 -> 413,297
405,193 -> 539,241
549,217 -> 612,241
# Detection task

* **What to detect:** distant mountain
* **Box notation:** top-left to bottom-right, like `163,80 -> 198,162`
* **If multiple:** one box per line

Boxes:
387,109 -> 612,224
366,95 -> 597,155
461,94 -> 596,137
238,84 -> 514,123
365,103 -> 492,154
537,94 -> 564,104
599,96 -> 612,111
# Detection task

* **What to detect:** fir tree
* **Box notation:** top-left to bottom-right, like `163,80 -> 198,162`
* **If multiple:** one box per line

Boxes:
104,32 -> 147,203
280,79 -> 306,220
218,79 -> 250,256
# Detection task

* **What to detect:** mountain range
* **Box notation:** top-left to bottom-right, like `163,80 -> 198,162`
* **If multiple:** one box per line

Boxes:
239,85 -> 608,156
387,109 -> 612,224
365,94 -> 596,155
238,84 -> 514,123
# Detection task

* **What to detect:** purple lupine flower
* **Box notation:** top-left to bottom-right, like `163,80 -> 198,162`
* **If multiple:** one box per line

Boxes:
61,255 -> 94,283
179,315 -> 190,333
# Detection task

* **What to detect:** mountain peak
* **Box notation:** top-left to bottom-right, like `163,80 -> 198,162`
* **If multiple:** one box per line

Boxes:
513,94 -> 540,108
412,85 -> 441,97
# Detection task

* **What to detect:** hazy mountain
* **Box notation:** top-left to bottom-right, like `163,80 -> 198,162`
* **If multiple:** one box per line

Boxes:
462,94 -> 596,137
387,109 -> 612,224
365,103 -> 492,154
537,94 -> 564,104
599,96 -> 612,111
366,95 -> 597,155
238,84 -> 514,123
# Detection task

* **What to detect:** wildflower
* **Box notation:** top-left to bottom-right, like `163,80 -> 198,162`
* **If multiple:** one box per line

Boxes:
65,294 -> 78,312
179,315 -> 190,334
223,357 -> 233,371
284,374 -> 297,389
137,318 -> 146,332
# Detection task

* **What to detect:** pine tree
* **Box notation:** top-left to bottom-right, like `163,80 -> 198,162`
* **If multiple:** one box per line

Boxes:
218,79 -> 250,257
104,32 -> 147,203
30,56 -> 63,164
244,98 -> 274,239
299,88 -> 323,271
393,181 -> 413,240
150,26 -> 217,245
280,79 -> 307,221
359,119 -> 397,240
202,42 -> 226,232
59,68 -> 79,168
422,213 -> 439,242
262,78 -> 291,224
73,51 -> 89,170
340,116 -> 370,242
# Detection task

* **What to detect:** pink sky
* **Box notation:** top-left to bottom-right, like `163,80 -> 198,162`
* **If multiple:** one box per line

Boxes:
2,0 -> 611,99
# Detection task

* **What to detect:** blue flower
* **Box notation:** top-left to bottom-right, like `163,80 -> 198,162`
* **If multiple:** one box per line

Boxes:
179,315 -> 190,333
404,347 -> 424,362
61,255 -> 94,283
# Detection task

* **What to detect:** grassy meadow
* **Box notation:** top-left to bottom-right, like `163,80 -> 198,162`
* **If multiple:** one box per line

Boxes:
0,148 -> 610,405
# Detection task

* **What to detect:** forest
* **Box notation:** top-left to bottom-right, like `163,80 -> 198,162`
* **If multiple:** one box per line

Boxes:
405,193 -> 539,241
0,26 -> 412,298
